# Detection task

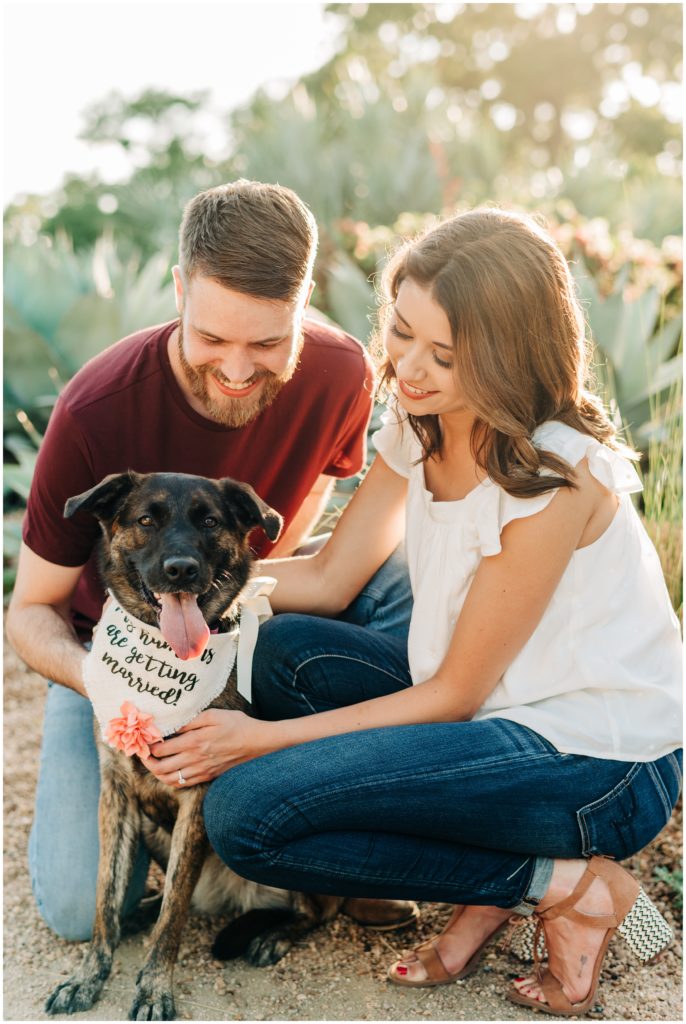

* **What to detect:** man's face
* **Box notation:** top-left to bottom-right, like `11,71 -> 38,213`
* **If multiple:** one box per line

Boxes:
172,269 -> 310,428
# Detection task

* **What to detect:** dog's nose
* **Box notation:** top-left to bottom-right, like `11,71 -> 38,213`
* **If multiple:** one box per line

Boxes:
163,557 -> 199,584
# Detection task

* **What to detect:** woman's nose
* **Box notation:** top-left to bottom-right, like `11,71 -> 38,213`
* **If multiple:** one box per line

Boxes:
396,344 -> 427,380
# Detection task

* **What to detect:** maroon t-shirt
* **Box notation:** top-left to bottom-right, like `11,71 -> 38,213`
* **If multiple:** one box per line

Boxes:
24,318 -> 374,639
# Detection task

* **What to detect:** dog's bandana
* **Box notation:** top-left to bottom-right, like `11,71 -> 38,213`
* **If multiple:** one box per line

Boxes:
83,577 -> 276,745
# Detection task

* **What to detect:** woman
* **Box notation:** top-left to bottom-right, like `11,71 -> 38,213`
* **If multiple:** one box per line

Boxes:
146,208 -> 681,1016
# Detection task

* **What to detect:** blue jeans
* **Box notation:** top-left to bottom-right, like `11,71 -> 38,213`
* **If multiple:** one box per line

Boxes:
28,547 -> 412,939
204,614 -> 683,911
28,683 -> 151,940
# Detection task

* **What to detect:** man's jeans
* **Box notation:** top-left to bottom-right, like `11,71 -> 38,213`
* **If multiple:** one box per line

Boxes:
28,547 -> 412,940
203,612 -> 683,911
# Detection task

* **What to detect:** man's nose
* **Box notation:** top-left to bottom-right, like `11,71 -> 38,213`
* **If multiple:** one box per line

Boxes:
218,348 -> 255,383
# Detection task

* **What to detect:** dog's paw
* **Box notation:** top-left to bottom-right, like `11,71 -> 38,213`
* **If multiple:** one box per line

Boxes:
45,974 -> 105,1015
129,978 -> 175,1021
212,908 -> 295,961
245,928 -> 294,967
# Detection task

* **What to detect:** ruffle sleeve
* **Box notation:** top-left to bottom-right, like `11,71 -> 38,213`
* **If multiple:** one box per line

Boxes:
469,482 -> 557,559
469,421 -> 642,559
371,401 -> 420,479
533,421 -> 643,495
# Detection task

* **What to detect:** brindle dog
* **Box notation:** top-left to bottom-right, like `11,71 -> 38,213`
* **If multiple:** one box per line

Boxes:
45,471 -> 343,1021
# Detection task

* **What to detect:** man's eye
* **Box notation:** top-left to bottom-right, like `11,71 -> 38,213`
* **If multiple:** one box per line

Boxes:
203,516 -> 219,529
138,515 -> 154,527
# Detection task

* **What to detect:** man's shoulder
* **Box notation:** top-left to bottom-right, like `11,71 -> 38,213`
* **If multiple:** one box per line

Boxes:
301,317 -> 371,379
60,321 -> 176,415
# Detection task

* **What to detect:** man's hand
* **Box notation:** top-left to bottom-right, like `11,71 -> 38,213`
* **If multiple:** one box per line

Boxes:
141,709 -> 276,787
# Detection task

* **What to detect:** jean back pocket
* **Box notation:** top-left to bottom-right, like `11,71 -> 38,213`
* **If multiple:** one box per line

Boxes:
577,751 -> 682,861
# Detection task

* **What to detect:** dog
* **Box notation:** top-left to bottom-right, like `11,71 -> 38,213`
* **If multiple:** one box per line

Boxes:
44,471 -> 349,1021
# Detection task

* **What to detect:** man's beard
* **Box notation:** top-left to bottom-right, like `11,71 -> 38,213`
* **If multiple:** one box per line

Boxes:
177,321 -> 303,428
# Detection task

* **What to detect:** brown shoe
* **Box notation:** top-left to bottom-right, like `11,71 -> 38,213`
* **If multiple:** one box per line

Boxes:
387,909 -> 510,988
508,856 -> 673,1017
341,897 -> 420,932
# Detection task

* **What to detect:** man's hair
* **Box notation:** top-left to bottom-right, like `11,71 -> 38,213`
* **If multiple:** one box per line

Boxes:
178,179 -> 318,302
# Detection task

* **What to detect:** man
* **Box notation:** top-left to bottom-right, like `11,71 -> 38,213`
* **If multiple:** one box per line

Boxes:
7,180 -> 412,941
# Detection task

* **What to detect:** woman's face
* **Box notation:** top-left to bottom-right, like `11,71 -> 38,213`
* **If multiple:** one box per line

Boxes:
385,278 -> 469,420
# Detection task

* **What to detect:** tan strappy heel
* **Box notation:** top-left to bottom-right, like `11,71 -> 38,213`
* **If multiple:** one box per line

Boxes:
507,856 -> 673,1016
387,907 -> 509,988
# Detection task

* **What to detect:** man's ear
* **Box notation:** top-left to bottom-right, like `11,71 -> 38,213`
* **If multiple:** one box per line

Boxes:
219,479 -> 283,542
172,265 -> 185,315
64,472 -> 144,527
303,279 -> 315,311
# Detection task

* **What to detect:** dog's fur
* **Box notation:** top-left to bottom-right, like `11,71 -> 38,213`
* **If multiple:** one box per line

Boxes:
45,471 -> 343,1021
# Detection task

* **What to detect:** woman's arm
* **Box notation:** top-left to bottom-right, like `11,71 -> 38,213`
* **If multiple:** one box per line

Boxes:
145,460 -> 608,785
267,473 -> 334,558
260,455 -> 408,616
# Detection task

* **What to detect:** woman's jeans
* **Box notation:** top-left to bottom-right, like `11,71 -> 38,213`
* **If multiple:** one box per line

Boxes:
28,546 -> 412,940
204,613 -> 683,912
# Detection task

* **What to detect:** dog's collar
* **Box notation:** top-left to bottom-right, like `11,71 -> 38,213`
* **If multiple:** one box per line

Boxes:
82,577 -> 276,744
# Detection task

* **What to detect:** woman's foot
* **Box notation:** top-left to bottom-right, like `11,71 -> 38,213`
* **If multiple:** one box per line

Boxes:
388,903 -> 512,985
512,859 -> 615,1007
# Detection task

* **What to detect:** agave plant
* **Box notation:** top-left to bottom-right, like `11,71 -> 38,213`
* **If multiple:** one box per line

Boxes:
4,234 -> 176,437
572,255 -> 682,445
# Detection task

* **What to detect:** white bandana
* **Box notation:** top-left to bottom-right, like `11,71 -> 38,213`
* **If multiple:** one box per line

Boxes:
83,576 -> 276,740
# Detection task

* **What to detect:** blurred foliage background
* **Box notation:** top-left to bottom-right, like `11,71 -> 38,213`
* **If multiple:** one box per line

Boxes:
4,1 -> 683,608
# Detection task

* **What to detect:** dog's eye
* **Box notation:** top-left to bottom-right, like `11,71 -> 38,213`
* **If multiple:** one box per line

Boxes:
138,515 -> 154,527
203,516 -> 219,529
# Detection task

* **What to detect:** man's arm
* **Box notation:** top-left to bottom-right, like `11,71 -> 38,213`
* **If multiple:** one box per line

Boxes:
6,543 -> 88,695
267,473 -> 335,558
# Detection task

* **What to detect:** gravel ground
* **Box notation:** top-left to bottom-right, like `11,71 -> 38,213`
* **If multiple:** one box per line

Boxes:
4,640 -> 683,1022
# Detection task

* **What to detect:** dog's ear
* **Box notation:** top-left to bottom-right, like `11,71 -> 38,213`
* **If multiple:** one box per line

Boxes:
64,472 -> 144,524
219,479 -> 283,542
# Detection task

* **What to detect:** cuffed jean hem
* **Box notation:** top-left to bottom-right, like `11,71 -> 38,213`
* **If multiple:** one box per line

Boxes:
510,855 -> 554,916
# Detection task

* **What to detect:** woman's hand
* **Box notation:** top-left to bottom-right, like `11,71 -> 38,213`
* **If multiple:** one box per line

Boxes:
140,708 -> 274,787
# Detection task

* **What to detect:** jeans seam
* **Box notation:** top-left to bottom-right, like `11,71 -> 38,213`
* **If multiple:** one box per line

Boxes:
292,653 -> 411,690
646,762 -> 672,819
259,849 -> 517,898
667,752 -> 683,785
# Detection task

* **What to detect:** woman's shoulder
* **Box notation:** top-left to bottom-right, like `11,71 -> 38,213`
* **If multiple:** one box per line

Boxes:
532,420 -> 642,496
371,399 -> 422,479
471,420 -> 642,559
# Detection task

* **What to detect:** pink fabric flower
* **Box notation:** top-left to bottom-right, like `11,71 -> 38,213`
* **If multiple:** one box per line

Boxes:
104,701 -> 163,758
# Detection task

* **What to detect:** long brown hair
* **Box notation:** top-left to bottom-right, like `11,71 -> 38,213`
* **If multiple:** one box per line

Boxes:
375,208 -> 637,497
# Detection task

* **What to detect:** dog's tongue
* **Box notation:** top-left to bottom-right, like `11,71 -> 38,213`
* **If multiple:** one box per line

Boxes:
158,593 -> 210,661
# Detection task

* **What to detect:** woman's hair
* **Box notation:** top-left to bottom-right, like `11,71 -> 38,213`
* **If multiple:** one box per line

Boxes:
375,207 -> 638,497
178,179 -> 317,302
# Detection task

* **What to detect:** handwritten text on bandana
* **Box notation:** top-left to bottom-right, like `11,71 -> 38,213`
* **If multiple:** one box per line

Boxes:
83,577 -> 276,740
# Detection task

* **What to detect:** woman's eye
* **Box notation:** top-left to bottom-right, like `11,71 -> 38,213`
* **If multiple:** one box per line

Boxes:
203,516 -> 219,529
389,323 -> 411,340
138,515 -> 154,527
433,352 -> 453,369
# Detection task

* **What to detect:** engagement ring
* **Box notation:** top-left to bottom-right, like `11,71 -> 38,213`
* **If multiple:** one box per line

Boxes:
177,770 -> 187,785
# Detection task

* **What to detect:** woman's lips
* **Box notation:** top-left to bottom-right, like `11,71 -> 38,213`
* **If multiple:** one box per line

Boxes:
398,379 -> 439,401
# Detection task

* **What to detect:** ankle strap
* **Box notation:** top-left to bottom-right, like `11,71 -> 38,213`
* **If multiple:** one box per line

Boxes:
538,856 -> 638,929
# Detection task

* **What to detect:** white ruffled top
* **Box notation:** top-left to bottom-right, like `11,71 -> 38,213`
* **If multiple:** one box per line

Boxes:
373,407 -> 682,761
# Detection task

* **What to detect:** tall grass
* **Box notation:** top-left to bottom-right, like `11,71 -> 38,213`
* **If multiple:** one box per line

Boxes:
641,372 -> 683,619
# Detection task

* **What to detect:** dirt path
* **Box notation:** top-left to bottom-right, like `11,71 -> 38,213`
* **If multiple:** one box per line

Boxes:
4,642 -> 682,1021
